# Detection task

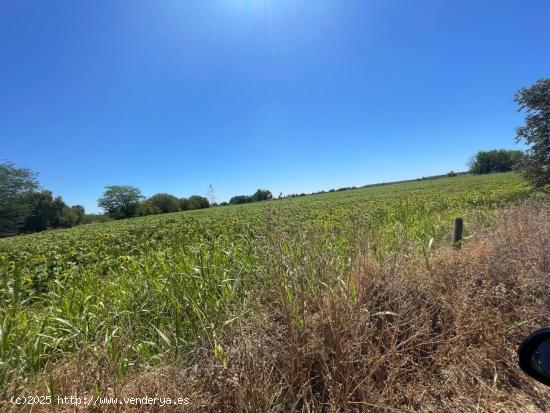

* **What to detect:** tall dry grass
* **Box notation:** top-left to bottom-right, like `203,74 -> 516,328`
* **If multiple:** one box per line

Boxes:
11,202 -> 550,412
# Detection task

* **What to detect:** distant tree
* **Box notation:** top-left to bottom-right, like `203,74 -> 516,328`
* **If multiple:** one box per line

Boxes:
23,190 -> 56,232
98,185 -> 144,219
179,195 -> 210,210
71,205 -> 86,223
514,79 -> 550,189
251,189 -> 273,202
468,150 -> 524,174
136,200 -> 162,216
50,196 -> 68,227
188,195 -> 210,209
22,191 -> 78,231
59,205 -> 86,227
229,189 -> 273,205
179,197 -> 191,211
147,193 -> 180,213
0,161 -> 39,236
229,195 -> 252,205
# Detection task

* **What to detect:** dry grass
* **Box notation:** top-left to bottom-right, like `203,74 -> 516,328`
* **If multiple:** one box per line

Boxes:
10,202 -> 550,412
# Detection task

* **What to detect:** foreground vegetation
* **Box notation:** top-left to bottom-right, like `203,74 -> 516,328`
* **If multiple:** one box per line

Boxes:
0,172 -> 546,410
138,200 -> 546,412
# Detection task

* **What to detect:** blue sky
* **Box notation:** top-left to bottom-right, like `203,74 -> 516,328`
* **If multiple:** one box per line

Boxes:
1,1 -> 549,212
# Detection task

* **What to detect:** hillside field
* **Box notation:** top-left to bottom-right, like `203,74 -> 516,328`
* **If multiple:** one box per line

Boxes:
2,171 -> 549,411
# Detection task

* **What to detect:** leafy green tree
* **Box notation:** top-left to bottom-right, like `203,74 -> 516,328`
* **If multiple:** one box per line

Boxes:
251,189 -> 273,202
180,195 -> 210,210
468,150 -> 524,174
98,185 -> 144,219
514,78 -> 550,189
0,161 -> 39,235
188,195 -> 210,210
229,195 -> 252,205
23,190 -> 56,232
148,193 -> 180,213
71,205 -> 86,224
136,200 -> 162,216
179,197 -> 190,211
58,205 -> 86,227
230,189 -> 273,205
22,191 -> 81,231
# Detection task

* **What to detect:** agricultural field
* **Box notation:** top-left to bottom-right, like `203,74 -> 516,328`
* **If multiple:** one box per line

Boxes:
0,172 -> 539,406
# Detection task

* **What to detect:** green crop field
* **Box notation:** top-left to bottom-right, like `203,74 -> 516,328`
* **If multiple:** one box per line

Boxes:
0,172 -> 534,394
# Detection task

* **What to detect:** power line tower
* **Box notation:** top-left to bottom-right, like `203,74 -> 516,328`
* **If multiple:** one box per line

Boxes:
207,184 -> 216,205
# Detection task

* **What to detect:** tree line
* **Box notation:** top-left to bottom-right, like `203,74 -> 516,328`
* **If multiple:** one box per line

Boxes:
0,161 -> 85,236
467,149 -> 524,174
97,187 -> 276,219
97,185 -> 212,220
229,189 -> 273,205
0,163 -> 276,236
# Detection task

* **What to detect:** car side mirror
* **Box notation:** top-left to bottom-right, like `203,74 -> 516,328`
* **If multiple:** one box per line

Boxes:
518,328 -> 550,386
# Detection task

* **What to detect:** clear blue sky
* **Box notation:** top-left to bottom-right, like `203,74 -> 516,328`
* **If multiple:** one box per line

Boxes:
1,1 -> 549,212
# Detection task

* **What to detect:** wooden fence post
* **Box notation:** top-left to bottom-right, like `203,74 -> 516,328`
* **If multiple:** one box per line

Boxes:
453,217 -> 463,250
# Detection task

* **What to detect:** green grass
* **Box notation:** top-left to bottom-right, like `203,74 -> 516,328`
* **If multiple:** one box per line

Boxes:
0,172 -> 534,395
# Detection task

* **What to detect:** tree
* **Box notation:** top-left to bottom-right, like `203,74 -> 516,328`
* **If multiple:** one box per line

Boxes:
229,195 -> 252,205
179,197 -> 191,211
24,192 -> 57,231
0,161 -> 39,235
70,205 -> 86,224
98,185 -> 144,219
147,193 -> 180,213
136,200 -> 162,216
0,161 -> 85,235
468,150 -> 524,174
23,190 -> 56,232
22,191 -> 81,231
58,204 -> 86,228
251,189 -> 273,202
180,195 -> 210,211
188,195 -> 210,210
514,78 -> 550,189
229,189 -> 273,205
